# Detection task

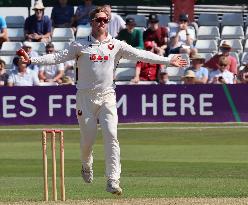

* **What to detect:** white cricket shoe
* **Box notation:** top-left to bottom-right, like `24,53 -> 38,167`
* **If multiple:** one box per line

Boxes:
81,166 -> 93,183
106,179 -> 122,195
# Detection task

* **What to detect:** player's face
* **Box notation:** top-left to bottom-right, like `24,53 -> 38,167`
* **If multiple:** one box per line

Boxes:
91,12 -> 109,34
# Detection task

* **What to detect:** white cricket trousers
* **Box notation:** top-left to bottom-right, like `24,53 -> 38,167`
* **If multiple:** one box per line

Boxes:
76,88 -> 121,181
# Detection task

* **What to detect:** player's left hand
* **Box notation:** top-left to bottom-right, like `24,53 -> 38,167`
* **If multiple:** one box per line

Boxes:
170,54 -> 187,67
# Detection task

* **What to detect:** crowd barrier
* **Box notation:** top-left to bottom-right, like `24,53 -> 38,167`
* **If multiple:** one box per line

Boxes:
0,84 -> 247,125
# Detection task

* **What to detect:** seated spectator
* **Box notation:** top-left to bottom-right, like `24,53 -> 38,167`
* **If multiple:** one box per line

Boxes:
131,41 -> 162,83
0,59 -> 9,86
181,70 -> 196,84
71,0 -> 96,29
204,41 -> 237,75
0,16 -> 9,48
103,5 -> 126,38
8,57 -> 40,86
159,68 -> 177,84
143,14 -> 168,56
51,0 -> 74,28
208,56 -> 234,84
64,60 -> 75,82
24,1 -> 52,42
38,43 -> 64,84
238,61 -> 248,84
185,54 -> 208,84
22,42 -> 40,73
117,17 -> 144,49
169,14 -> 197,56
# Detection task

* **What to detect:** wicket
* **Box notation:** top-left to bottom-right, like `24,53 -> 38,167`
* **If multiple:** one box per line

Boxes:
42,129 -> 65,201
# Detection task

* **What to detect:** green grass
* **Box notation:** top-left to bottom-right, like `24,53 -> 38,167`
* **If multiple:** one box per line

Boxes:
0,123 -> 248,202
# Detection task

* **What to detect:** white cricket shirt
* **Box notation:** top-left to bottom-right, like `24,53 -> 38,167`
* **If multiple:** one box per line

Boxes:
31,34 -> 171,91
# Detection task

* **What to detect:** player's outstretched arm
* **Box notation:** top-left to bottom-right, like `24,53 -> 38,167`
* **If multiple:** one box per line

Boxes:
118,41 -> 187,67
17,42 -> 79,65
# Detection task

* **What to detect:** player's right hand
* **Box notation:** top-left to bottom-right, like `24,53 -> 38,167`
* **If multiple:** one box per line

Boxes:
16,49 -> 30,64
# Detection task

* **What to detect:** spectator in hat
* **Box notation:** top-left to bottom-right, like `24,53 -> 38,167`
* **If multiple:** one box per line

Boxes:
169,13 -> 197,56
208,56 -> 234,84
143,14 -> 168,56
117,17 -> 144,49
22,41 -> 40,74
204,41 -> 237,75
71,0 -> 96,29
131,41 -> 162,83
0,59 -> 9,86
38,43 -> 64,84
103,5 -> 126,38
24,1 -> 52,42
0,16 -> 9,48
51,0 -> 74,28
185,54 -> 208,84
8,57 -> 40,86
181,70 -> 196,84
159,68 -> 177,84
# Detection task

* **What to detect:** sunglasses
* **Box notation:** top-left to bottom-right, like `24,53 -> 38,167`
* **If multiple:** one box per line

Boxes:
93,17 -> 109,24
219,64 -> 228,67
46,49 -> 54,53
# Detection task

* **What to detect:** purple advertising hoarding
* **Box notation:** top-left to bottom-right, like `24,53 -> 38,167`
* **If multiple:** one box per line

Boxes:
0,84 -> 246,125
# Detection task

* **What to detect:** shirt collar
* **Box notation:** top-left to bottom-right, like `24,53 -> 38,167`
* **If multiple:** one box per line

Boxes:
89,33 -> 112,44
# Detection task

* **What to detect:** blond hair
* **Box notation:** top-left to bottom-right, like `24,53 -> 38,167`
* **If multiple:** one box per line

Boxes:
89,6 -> 110,21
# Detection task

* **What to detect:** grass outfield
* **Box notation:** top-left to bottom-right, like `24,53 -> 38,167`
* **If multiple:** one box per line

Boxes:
0,123 -> 248,203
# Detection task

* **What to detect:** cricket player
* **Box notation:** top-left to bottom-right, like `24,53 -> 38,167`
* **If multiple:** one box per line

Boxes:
19,6 -> 187,195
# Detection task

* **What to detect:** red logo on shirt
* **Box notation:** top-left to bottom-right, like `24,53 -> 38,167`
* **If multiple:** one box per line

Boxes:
90,54 -> 109,62
108,44 -> 114,50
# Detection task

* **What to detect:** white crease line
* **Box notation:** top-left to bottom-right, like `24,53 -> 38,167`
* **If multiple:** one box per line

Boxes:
0,126 -> 248,131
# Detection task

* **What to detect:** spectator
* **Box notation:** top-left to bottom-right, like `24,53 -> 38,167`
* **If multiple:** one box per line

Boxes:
238,54 -> 248,84
38,43 -> 64,84
143,14 -> 168,56
204,41 -> 237,75
64,60 -> 75,82
131,41 -> 162,83
117,17 -> 144,49
61,76 -> 74,85
22,41 -> 40,73
169,14 -> 197,56
0,59 -> 8,86
159,68 -> 177,84
208,56 -> 234,84
8,57 -> 40,86
24,1 -> 52,42
0,16 -> 9,48
72,0 -> 96,28
51,0 -> 74,28
181,70 -> 196,84
238,67 -> 248,84
185,54 -> 208,84
102,5 -> 126,38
